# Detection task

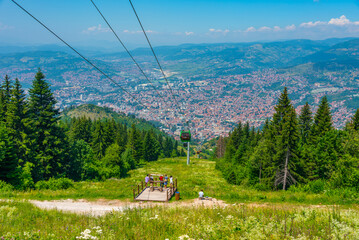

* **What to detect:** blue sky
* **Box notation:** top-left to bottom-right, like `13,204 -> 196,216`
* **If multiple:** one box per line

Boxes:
0,0 -> 359,49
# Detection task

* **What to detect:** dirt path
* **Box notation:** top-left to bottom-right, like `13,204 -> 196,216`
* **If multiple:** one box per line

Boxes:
29,198 -> 341,217
30,198 -> 228,216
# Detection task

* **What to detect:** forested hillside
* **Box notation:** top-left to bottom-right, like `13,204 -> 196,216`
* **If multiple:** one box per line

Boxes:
61,104 -> 163,132
0,70 -> 182,189
216,88 -> 359,192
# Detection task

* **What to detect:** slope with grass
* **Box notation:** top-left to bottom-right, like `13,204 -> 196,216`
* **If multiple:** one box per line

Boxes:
1,158 -> 359,239
61,104 -> 163,132
1,157 -> 359,206
2,200 -> 359,240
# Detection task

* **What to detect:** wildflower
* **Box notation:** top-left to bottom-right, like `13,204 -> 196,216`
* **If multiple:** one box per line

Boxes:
76,229 -> 98,240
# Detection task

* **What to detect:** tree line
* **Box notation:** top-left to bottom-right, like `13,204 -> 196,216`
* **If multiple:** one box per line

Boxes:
0,70 -> 182,189
216,87 -> 359,190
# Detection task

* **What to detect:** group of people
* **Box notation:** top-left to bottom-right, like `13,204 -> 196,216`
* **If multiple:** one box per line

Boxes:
145,174 -> 174,191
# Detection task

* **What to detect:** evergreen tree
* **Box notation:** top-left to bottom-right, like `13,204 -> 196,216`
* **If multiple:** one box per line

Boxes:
70,117 -> 92,143
312,96 -> 333,140
142,131 -> 159,162
5,78 -> 27,163
272,88 -> 300,189
0,75 -> 12,122
92,121 -> 107,159
299,102 -> 313,144
0,124 -> 18,185
215,136 -> 226,158
351,109 -> 359,131
27,70 -> 67,181
127,124 -> 143,164
274,105 -> 299,189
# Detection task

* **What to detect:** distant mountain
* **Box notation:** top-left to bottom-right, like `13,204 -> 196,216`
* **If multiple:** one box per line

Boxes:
61,104 -> 163,132
286,38 -> 359,71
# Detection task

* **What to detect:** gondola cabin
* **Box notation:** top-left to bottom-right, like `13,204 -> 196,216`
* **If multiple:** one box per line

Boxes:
180,130 -> 191,142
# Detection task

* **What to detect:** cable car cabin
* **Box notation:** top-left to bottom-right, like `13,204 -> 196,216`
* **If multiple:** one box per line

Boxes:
180,130 -> 191,142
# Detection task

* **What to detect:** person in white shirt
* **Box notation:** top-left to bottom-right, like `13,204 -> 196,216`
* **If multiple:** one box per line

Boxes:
199,190 -> 204,199
170,176 -> 173,187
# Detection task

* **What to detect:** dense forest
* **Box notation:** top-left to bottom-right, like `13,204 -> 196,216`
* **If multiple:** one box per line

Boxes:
0,70 -> 182,189
216,88 -> 359,191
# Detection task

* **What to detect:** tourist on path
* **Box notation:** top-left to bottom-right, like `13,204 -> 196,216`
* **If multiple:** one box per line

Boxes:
199,190 -> 204,200
145,174 -> 150,187
164,175 -> 168,189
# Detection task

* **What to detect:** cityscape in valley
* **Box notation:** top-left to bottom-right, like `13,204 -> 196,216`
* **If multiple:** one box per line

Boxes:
1,38 -> 359,140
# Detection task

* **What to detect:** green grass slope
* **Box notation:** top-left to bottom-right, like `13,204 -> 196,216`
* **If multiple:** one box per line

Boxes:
2,157 -> 359,205
61,104 -> 162,132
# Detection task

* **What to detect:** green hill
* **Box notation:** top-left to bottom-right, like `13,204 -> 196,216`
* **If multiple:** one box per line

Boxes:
61,104 -> 163,132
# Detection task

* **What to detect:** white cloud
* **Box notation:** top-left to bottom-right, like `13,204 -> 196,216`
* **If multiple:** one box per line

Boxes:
258,26 -> 271,32
0,22 -> 13,31
300,21 -> 325,28
245,27 -> 256,32
208,28 -> 230,34
185,31 -> 194,36
273,26 -> 281,32
328,15 -> 359,26
300,15 -> 359,28
285,24 -> 296,31
123,29 -> 157,34
82,24 -> 109,34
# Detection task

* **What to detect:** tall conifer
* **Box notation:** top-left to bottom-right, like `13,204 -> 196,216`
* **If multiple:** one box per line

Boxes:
27,70 -> 67,181
312,96 -> 333,140
352,109 -> 359,131
299,102 -> 313,144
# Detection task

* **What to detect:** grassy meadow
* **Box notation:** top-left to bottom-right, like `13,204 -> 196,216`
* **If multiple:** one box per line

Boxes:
1,157 -> 359,239
1,157 -> 359,205
1,200 -> 359,239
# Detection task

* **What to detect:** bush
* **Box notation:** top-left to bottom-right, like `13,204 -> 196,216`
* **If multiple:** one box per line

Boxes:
35,178 -> 74,190
308,179 -> 326,194
19,162 -> 34,190
0,180 -> 14,192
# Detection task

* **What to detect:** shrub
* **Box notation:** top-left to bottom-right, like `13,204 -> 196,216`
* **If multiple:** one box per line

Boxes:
0,180 -> 14,192
35,178 -> 74,190
19,162 -> 34,190
308,179 -> 326,194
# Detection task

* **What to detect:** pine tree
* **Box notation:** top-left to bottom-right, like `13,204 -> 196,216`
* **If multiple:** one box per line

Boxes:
352,109 -> 359,131
299,102 -> 313,144
127,124 -> 143,164
92,121 -> 107,159
272,88 -> 300,189
0,75 -> 12,122
0,124 -> 18,185
70,117 -> 92,143
312,96 -> 333,140
274,105 -> 299,190
142,131 -> 159,162
215,136 -> 226,158
5,78 -> 27,164
27,70 -> 67,181
6,78 -> 26,130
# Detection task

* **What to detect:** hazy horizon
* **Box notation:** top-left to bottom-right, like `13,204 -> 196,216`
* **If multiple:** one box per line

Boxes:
1,0 -> 359,50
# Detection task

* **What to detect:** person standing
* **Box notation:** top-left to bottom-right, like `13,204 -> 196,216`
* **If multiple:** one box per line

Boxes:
149,174 -> 154,191
170,176 -> 173,188
145,174 -> 150,187
159,175 -> 164,191
199,190 -> 204,200
164,175 -> 168,189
